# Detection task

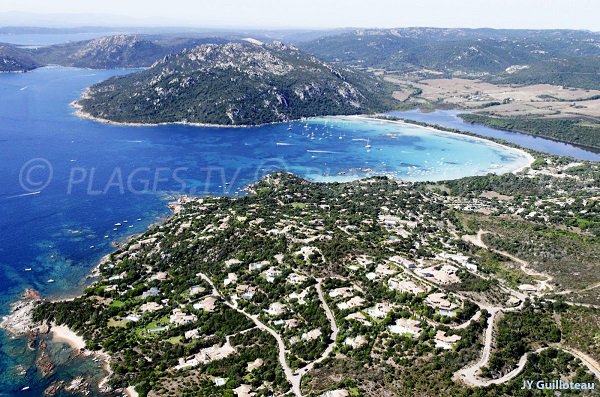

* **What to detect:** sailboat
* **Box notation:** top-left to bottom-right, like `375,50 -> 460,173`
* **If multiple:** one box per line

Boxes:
365,138 -> 372,149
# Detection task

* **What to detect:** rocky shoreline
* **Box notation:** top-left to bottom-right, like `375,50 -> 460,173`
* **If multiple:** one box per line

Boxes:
0,288 -> 46,337
0,288 -> 131,396
71,97 -> 296,129
0,194 -> 185,397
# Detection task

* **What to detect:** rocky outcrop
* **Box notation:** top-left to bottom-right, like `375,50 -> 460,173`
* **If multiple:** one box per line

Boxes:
0,289 -> 46,336
44,380 -> 65,396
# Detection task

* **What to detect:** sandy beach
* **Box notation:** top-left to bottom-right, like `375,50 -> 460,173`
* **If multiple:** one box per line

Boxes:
50,322 -> 118,393
125,386 -> 140,397
354,115 -> 536,174
50,323 -> 86,351
72,98 -> 536,176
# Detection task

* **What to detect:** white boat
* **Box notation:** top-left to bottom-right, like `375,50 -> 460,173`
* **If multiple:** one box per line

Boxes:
365,138 -> 372,149
24,268 -> 32,272
114,223 -> 122,227
47,279 -> 55,283
21,386 -> 30,391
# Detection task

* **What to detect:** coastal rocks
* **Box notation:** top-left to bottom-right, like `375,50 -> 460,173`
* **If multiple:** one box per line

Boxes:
36,350 -> 55,377
2,289 -> 97,394
15,364 -> 27,376
168,195 -> 196,214
66,376 -> 91,395
35,338 -> 57,378
44,380 -> 65,396
0,288 -> 45,336
24,288 -> 42,300
45,376 -> 92,396
27,328 -> 38,349
98,383 -> 117,394
27,322 -> 49,349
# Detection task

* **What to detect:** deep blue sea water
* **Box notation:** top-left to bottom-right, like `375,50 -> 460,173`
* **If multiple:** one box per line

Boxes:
0,66 -> 568,395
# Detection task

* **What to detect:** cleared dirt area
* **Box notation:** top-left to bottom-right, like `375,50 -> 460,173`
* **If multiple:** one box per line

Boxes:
386,76 -> 600,119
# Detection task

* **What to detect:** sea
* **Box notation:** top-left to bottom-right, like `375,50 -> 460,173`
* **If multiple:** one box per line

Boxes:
0,36 -> 598,396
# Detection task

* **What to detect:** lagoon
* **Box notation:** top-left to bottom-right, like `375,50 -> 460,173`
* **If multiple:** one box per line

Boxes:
387,109 -> 600,161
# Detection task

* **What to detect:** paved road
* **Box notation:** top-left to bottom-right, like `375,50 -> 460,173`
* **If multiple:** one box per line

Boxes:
296,280 -> 339,377
454,308 -> 500,385
196,271 -> 302,396
457,344 -> 600,387
454,306 -> 600,387
197,272 -> 340,397
463,230 -> 554,293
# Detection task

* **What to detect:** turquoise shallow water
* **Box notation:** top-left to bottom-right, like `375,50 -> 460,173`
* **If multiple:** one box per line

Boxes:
0,67 -> 530,395
387,109 -> 600,161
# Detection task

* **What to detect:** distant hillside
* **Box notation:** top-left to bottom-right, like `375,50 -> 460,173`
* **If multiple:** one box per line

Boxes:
30,34 -> 229,69
76,41 -> 394,126
460,114 -> 600,150
491,57 -> 600,89
298,28 -> 600,89
0,43 -> 39,72
5,29 -> 600,90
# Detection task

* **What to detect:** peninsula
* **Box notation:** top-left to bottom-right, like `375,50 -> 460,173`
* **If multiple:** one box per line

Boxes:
74,41 -> 394,126
3,152 -> 597,396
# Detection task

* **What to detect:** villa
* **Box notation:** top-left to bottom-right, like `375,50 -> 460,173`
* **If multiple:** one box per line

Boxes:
434,330 -> 462,349
170,308 -> 197,325
388,318 -> 421,337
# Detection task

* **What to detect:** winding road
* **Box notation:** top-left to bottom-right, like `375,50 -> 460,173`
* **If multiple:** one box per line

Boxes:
463,230 -> 554,293
197,272 -> 339,397
294,280 -> 340,379
454,230 -> 600,387
454,307 -> 600,387
193,231 -> 600,393
454,308 -> 501,385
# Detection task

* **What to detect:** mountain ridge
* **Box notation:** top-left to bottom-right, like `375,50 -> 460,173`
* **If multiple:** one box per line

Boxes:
75,41 -> 394,126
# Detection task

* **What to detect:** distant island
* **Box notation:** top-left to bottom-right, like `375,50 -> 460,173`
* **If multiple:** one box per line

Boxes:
73,40 -> 394,126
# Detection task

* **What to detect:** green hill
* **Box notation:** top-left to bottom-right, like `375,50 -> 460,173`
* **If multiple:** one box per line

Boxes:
298,28 -> 600,89
0,43 -> 39,72
76,41 -> 394,126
